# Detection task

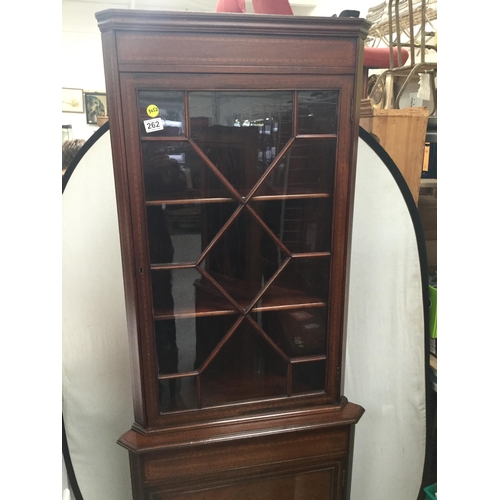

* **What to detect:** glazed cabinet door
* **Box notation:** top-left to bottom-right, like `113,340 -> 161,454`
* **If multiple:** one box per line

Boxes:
117,73 -> 356,430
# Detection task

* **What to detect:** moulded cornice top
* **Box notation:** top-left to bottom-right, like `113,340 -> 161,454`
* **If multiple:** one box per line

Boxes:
95,9 -> 371,40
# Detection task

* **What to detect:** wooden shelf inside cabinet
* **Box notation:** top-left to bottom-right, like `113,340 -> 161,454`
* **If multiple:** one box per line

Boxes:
146,193 -> 332,203
96,8 -> 368,500
151,275 -> 328,320
145,195 -> 234,205
253,192 -> 331,201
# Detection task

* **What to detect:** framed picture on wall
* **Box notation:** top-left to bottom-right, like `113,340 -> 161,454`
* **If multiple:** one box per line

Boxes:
84,92 -> 107,124
62,88 -> 84,113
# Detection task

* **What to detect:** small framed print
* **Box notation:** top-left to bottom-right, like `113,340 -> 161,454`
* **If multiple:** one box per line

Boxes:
85,92 -> 107,124
62,88 -> 84,113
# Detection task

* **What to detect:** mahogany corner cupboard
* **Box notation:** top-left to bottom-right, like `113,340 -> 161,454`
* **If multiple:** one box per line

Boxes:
96,9 -> 369,500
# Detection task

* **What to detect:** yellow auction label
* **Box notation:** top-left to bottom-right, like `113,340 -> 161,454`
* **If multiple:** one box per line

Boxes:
146,104 -> 159,118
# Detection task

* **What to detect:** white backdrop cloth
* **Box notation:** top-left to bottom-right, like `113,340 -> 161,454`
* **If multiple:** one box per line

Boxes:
62,130 -> 426,500
345,136 -> 427,500
62,129 -> 134,500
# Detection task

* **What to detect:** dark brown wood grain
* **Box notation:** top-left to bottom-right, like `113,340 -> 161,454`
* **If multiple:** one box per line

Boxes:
148,466 -> 340,500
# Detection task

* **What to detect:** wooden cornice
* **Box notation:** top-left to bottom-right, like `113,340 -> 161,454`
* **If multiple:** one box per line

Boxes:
96,9 -> 371,40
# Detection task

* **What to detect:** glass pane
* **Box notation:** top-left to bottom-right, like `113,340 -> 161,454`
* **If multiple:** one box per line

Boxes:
260,308 -> 327,358
249,198 -> 333,254
189,91 -> 293,195
156,318 -> 245,412
259,257 -> 330,309
292,360 -> 326,394
200,208 -> 287,309
200,319 -> 287,406
159,375 -> 198,412
156,315 -> 203,412
151,269 -> 175,315
138,90 -> 185,137
297,90 -> 339,135
146,202 -> 239,265
156,318 -> 180,376
140,89 -> 342,414
147,205 -> 175,265
193,315 -> 240,370
151,268 -> 238,317
252,139 -> 336,197
142,141 -> 235,202
155,299 -> 240,409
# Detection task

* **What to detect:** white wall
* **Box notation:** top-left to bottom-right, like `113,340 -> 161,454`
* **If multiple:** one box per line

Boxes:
62,1 -> 126,139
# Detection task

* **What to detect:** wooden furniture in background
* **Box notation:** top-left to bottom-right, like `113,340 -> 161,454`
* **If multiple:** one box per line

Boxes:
96,9 -> 369,499
360,104 -> 429,204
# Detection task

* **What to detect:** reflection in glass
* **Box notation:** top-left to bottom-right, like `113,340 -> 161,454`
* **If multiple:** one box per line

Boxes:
147,205 -> 176,265
138,90 -> 185,137
142,141 -> 235,202
156,319 -> 179,376
151,269 -> 175,314
250,198 -> 333,254
192,125 -> 260,196
292,360 -> 326,394
193,315 -> 239,370
253,139 -> 336,197
200,208 -> 287,309
189,91 -> 293,194
200,319 -> 287,406
259,308 -> 327,358
146,202 -> 239,265
297,91 -> 339,135
151,268 -> 237,318
260,257 -> 330,308
159,375 -> 198,412
155,292 -> 240,412
151,268 -> 197,316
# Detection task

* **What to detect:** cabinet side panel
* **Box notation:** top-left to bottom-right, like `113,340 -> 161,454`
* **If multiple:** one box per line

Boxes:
337,38 -> 366,399
130,454 -> 147,500
100,29 -> 147,427
324,78 -> 355,402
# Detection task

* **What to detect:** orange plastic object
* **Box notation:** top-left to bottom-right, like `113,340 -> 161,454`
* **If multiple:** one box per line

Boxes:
251,0 -> 293,15
215,0 -> 246,13
364,47 -> 409,68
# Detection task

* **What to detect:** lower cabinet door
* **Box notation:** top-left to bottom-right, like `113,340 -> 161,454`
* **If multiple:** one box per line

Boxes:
148,466 -> 343,500
123,408 -> 363,500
